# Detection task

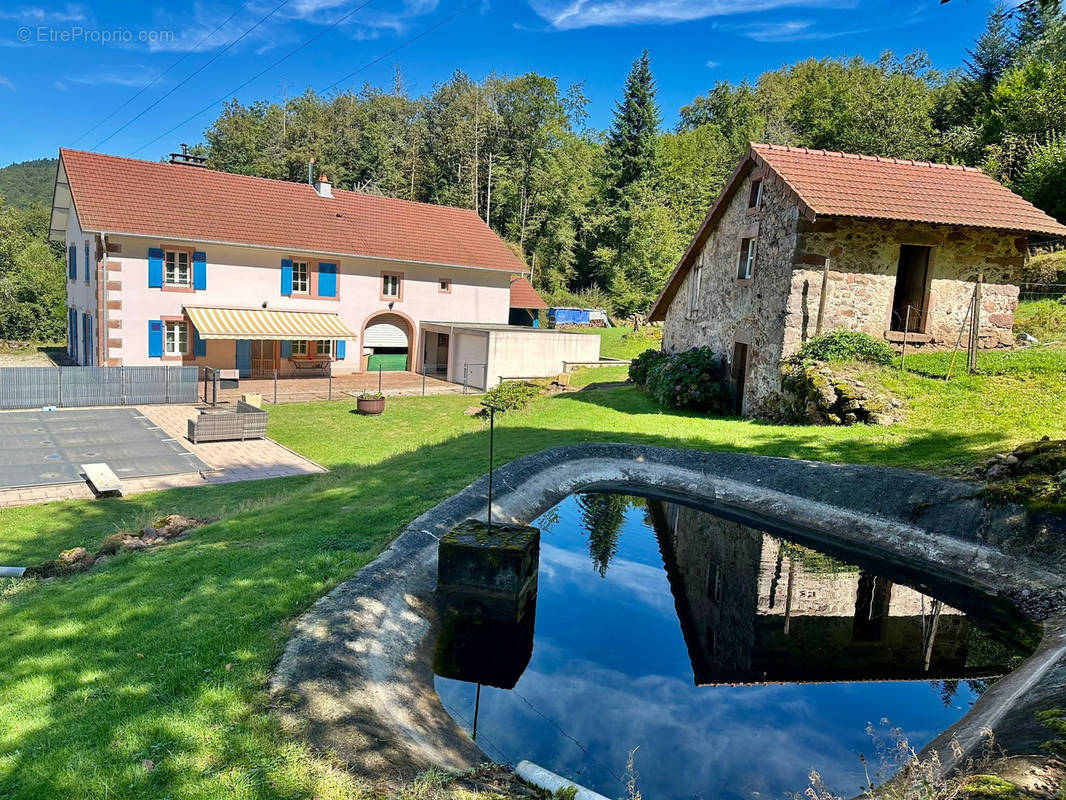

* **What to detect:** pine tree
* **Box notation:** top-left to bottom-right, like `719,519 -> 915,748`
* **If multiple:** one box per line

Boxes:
602,50 -> 661,208
1014,0 -> 1047,52
964,5 -> 1015,96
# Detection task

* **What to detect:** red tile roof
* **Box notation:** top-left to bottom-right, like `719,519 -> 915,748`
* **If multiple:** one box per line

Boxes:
751,143 -> 1066,236
650,143 -> 1066,321
59,148 -> 527,273
509,275 -> 547,308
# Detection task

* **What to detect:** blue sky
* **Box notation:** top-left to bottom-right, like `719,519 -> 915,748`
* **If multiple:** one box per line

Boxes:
0,0 -> 998,166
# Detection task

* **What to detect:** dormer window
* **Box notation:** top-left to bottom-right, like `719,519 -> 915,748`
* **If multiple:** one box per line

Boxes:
748,179 -> 762,210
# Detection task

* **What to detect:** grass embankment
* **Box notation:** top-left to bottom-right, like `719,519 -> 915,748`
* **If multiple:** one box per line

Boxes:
0,349 -> 1064,799
1015,298 -> 1066,343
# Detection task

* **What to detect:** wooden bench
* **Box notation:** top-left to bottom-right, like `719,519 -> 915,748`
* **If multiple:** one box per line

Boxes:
291,359 -> 331,375
82,462 -> 123,496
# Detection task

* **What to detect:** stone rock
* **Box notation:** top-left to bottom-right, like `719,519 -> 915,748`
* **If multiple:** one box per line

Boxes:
141,527 -> 159,539
121,537 -> 148,551
59,547 -> 91,566
986,464 -> 1012,481
92,555 -> 112,569
1003,454 -> 1020,466
890,398 -> 902,408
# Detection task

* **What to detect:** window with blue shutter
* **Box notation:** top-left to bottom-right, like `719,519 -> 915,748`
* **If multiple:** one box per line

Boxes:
68,245 -> 76,280
86,313 -> 94,366
84,241 -> 90,282
193,327 -> 207,357
71,311 -> 79,362
148,248 -> 164,288
280,340 -> 292,358
318,262 -> 338,297
336,340 -> 346,359
193,251 -> 207,290
148,320 -> 164,357
281,258 -> 293,296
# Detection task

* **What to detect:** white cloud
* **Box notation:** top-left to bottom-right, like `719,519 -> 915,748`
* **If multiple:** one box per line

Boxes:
0,4 -> 88,23
0,76 -> 14,90
68,69 -> 160,87
731,17 -> 886,40
529,0 -> 850,30
705,59 -> 720,67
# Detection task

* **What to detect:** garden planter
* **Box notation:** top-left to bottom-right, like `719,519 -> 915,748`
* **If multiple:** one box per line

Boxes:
357,397 -> 386,415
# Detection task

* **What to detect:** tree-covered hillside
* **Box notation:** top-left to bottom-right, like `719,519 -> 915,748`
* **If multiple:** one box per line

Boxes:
0,158 -> 57,209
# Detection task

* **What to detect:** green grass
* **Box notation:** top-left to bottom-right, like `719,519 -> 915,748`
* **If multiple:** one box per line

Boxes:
0,355 -> 1064,799
1015,299 -> 1066,343
568,364 -> 629,387
898,343 -> 1066,379
569,325 -> 661,360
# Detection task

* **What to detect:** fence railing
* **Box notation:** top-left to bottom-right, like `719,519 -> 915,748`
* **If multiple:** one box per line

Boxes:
0,366 -> 199,410
1019,282 -> 1066,302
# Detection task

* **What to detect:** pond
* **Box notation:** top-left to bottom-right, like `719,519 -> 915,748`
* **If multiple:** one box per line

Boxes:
433,494 -> 1034,800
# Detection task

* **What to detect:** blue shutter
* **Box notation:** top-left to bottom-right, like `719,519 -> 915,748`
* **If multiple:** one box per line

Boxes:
67,309 -> 74,355
281,258 -> 293,296
193,327 -> 207,357
69,245 -> 77,280
280,340 -> 292,358
235,340 -> 252,378
193,251 -> 207,290
148,248 -> 164,288
148,320 -> 164,358
84,241 -> 90,282
72,311 -> 79,362
318,262 -> 337,297
85,314 -> 94,366
335,339 -> 346,359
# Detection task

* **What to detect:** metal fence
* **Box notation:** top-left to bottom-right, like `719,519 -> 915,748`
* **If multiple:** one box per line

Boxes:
0,366 -> 199,410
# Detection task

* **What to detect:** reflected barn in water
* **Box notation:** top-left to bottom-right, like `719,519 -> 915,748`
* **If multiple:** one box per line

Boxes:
433,495 -> 1028,800
650,501 -> 1001,686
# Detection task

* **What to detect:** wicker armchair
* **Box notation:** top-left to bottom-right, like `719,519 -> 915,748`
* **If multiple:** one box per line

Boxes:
187,401 -> 268,444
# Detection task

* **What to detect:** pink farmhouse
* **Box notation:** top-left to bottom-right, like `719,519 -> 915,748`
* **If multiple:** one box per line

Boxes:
51,149 -> 595,389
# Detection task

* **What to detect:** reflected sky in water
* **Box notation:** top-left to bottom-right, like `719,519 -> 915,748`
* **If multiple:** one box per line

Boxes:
435,496 -> 1022,800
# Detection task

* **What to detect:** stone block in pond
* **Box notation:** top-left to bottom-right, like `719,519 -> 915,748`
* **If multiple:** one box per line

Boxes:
437,519 -> 539,621
433,605 -> 536,689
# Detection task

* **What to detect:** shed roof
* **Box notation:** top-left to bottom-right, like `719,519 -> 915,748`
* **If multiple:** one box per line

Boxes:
649,143 -> 1066,321
509,275 -> 547,309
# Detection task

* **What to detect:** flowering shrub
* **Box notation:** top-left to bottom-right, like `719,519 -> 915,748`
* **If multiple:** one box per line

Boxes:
635,346 -> 731,413
628,347 -> 667,386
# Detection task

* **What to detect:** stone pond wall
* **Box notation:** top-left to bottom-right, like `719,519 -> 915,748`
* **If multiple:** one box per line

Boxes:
786,218 -> 1024,356
662,165 -> 801,414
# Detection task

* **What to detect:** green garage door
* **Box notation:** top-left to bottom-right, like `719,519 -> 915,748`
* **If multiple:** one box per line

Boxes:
367,353 -> 408,371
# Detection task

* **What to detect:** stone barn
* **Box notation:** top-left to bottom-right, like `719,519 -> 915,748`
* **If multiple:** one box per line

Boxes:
649,143 -> 1066,415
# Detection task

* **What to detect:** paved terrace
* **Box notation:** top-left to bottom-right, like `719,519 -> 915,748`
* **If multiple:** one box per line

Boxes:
206,370 -> 470,405
0,404 -> 325,509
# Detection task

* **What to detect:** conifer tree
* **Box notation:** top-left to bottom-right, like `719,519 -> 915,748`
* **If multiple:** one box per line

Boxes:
601,50 -> 661,210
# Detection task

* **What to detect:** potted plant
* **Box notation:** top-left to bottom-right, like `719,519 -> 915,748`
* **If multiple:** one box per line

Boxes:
356,391 -> 386,416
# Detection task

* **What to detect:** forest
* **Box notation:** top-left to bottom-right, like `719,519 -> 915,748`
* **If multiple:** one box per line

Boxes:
1,0 -> 1064,342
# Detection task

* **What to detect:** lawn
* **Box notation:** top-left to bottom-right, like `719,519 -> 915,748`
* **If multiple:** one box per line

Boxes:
569,324 -> 661,360
0,353 -> 1064,799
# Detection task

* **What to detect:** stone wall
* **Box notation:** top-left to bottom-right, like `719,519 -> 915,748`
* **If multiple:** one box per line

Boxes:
785,218 -> 1024,356
662,166 -> 800,414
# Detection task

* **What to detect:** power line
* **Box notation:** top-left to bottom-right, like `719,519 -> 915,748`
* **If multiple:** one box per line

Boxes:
129,0 -> 377,156
129,0 -> 481,159
91,0 -> 295,151
70,0 -> 260,148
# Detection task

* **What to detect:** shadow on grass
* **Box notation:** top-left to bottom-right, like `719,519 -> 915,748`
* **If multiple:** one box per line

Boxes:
0,391 -> 1026,798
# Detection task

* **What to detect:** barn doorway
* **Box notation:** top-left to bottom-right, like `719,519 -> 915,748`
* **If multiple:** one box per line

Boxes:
730,341 -> 749,415
363,313 -> 411,371
891,245 -> 932,332
423,332 -> 450,376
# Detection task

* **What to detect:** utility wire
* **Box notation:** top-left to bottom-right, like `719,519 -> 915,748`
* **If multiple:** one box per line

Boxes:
70,0 -> 260,148
92,0 -> 295,151
128,0 -> 481,158
128,0 -> 377,156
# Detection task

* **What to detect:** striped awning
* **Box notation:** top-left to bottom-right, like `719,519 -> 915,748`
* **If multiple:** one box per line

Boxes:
185,307 -> 358,341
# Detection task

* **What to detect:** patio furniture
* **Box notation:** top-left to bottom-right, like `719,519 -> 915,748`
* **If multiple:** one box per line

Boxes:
291,359 -> 331,375
187,401 -> 268,444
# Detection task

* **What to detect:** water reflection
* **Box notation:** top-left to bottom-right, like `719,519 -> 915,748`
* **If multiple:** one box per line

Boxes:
433,495 -> 1029,800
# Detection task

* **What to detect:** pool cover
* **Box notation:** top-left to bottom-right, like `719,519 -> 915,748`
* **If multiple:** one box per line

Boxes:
0,408 -> 208,490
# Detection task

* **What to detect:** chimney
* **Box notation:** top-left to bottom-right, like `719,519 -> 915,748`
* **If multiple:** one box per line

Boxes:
313,174 -> 333,198
168,143 -> 207,167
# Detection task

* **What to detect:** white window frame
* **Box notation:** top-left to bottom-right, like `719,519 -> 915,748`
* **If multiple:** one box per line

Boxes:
292,261 -> 310,294
686,263 -> 702,319
382,273 -> 400,298
738,238 -> 756,281
316,340 -> 333,357
291,340 -> 309,356
164,321 -> 188,356
748,179 -> 763,210
164,250 -> 191,287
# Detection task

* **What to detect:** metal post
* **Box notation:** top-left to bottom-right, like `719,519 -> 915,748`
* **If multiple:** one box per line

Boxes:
378,365 -> 383,394
202,367 -> 207,404
164,366 -> 171,404
480,402 -> 502,534
273,369 -> 278,405
57,367 -> 63,408
212,371 -> 219,407
946,286 -> 975,380
422,361 -> 427,396
472,683 -> 481,741
463,364 -> 468,395
969,274 -> 984,375
328,368 -> 333,401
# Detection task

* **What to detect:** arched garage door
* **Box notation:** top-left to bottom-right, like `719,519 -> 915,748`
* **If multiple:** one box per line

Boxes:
363,314 -> 410,371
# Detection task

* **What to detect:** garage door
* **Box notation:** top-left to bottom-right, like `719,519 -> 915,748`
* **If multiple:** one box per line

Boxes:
364,315 -> 409,348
